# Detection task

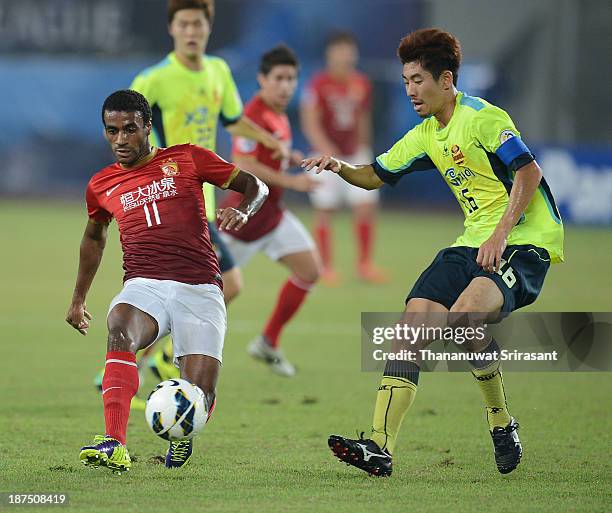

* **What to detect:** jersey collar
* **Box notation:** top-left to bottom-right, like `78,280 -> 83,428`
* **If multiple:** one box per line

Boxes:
169,51 -> 207,74
434,92 -> 463,139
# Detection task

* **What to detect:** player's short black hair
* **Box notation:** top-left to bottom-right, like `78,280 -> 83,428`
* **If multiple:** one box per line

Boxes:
101,90 -> 152,126
397,28 -> 462,86
259,45 -> 299,75
168,0 -> 213,24
325,30 -> 357,49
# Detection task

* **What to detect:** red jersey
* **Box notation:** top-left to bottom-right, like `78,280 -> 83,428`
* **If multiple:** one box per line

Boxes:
86,144 -> 238,286
302,70 -> 371,155
221,95 -> 291,242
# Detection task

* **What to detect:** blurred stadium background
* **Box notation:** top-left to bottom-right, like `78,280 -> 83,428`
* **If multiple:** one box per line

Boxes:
1,1 -> 611,511
2,0 -> 611,223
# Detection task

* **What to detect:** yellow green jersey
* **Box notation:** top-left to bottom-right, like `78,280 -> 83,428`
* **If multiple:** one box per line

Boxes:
374,92 -> 564,263
131,52 -> 243,220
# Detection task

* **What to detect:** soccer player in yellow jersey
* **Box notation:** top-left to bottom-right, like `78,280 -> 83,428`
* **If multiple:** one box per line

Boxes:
303,28 -> 564,477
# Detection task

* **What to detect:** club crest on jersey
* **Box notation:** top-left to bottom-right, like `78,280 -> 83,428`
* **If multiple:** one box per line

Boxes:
236,137 -> 257,153
451,144 -> 465,165
161,159 -> 180,177
499,129 -> 516,144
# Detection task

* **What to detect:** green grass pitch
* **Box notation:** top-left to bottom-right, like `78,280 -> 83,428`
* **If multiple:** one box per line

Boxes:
1,200 -> 610,512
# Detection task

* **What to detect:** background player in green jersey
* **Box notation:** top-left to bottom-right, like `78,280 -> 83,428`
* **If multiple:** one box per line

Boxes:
303,28 -> 564,477
91,0 -> 290,393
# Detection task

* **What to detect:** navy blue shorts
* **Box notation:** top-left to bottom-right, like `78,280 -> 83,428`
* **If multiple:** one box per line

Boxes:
407,245 -> 551,313
208,221 -> 236,274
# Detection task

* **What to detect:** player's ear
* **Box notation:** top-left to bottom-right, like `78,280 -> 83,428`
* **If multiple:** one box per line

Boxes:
256,72 -> 266,89
443,70 -> 453,90
145,121 -> 152,136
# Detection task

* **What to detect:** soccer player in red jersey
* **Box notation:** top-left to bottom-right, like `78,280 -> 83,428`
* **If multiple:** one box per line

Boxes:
301,32 -> 388,285
65,90 -> 268,472
218,46 -> 320,377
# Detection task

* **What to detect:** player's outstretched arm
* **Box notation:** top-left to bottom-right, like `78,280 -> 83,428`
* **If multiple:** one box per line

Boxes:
227,117 -> 289,161
233,155 -> 318,193
65,219 -> 109,335
301,156 -> 383,190
217,170 -> 269,232
477,160 -> 543,273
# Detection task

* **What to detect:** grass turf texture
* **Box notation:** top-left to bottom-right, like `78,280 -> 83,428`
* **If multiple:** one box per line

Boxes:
1,200 -> 611,513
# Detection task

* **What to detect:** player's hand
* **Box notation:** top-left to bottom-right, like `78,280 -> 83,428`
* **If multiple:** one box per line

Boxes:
289,149 -> 305,166
289,173 -> 319,193
66,302 -> 92,336
270,140 -> 291,161
477,231 -> 508,273
217,207 -> 249,232
300,155 -> 342,174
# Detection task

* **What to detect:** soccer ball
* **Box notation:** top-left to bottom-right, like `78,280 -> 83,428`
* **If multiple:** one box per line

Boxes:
145,379 -> 208,441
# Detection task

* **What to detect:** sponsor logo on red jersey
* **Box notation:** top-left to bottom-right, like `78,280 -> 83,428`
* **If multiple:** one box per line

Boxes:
120,177 -> 178,212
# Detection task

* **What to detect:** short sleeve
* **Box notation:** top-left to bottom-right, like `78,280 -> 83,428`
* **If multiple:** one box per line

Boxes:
85,182 -> 112,223
373,125 -> 436,186
190,145 -> 239,189
219,61 -> 243,126
473,106 -> 535,172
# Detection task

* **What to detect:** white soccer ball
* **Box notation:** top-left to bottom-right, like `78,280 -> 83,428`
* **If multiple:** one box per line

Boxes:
145,379 -> 208,441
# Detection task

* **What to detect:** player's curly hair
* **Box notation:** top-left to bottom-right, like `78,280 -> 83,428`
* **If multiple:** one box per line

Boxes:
259,45 -> 299,75
168,0 -> 213,24
397,28 -> 462,86
101,90 -> 152,126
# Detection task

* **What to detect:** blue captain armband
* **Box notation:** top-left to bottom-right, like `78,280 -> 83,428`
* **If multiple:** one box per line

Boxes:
496,136 -> 535,172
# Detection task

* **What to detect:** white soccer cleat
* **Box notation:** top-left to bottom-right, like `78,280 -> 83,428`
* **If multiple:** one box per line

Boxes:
247,336 -> 297,378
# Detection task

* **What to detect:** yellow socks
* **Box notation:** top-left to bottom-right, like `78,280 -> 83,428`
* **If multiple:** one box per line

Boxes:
472,359 -> 512,429
371,376 -> 418,454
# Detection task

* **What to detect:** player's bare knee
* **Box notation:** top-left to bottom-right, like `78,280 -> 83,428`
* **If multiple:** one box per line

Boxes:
107,326 -> 135,353
449,297 -> 481,315
308,259 -> 322,283
295,266 -> 320,284
223,282 -> 241,304
310,268 -> 321,283
222,269 -> 242,304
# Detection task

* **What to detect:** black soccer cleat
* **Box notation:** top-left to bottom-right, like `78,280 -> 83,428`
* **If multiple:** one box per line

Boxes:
490,417 -> 522,474
328,433 -> 392,477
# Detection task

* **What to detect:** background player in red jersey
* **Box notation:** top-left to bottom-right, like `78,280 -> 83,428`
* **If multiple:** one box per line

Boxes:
218,46 -> 320,377
65,90 -> 268,472
301,31 -> 387,285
